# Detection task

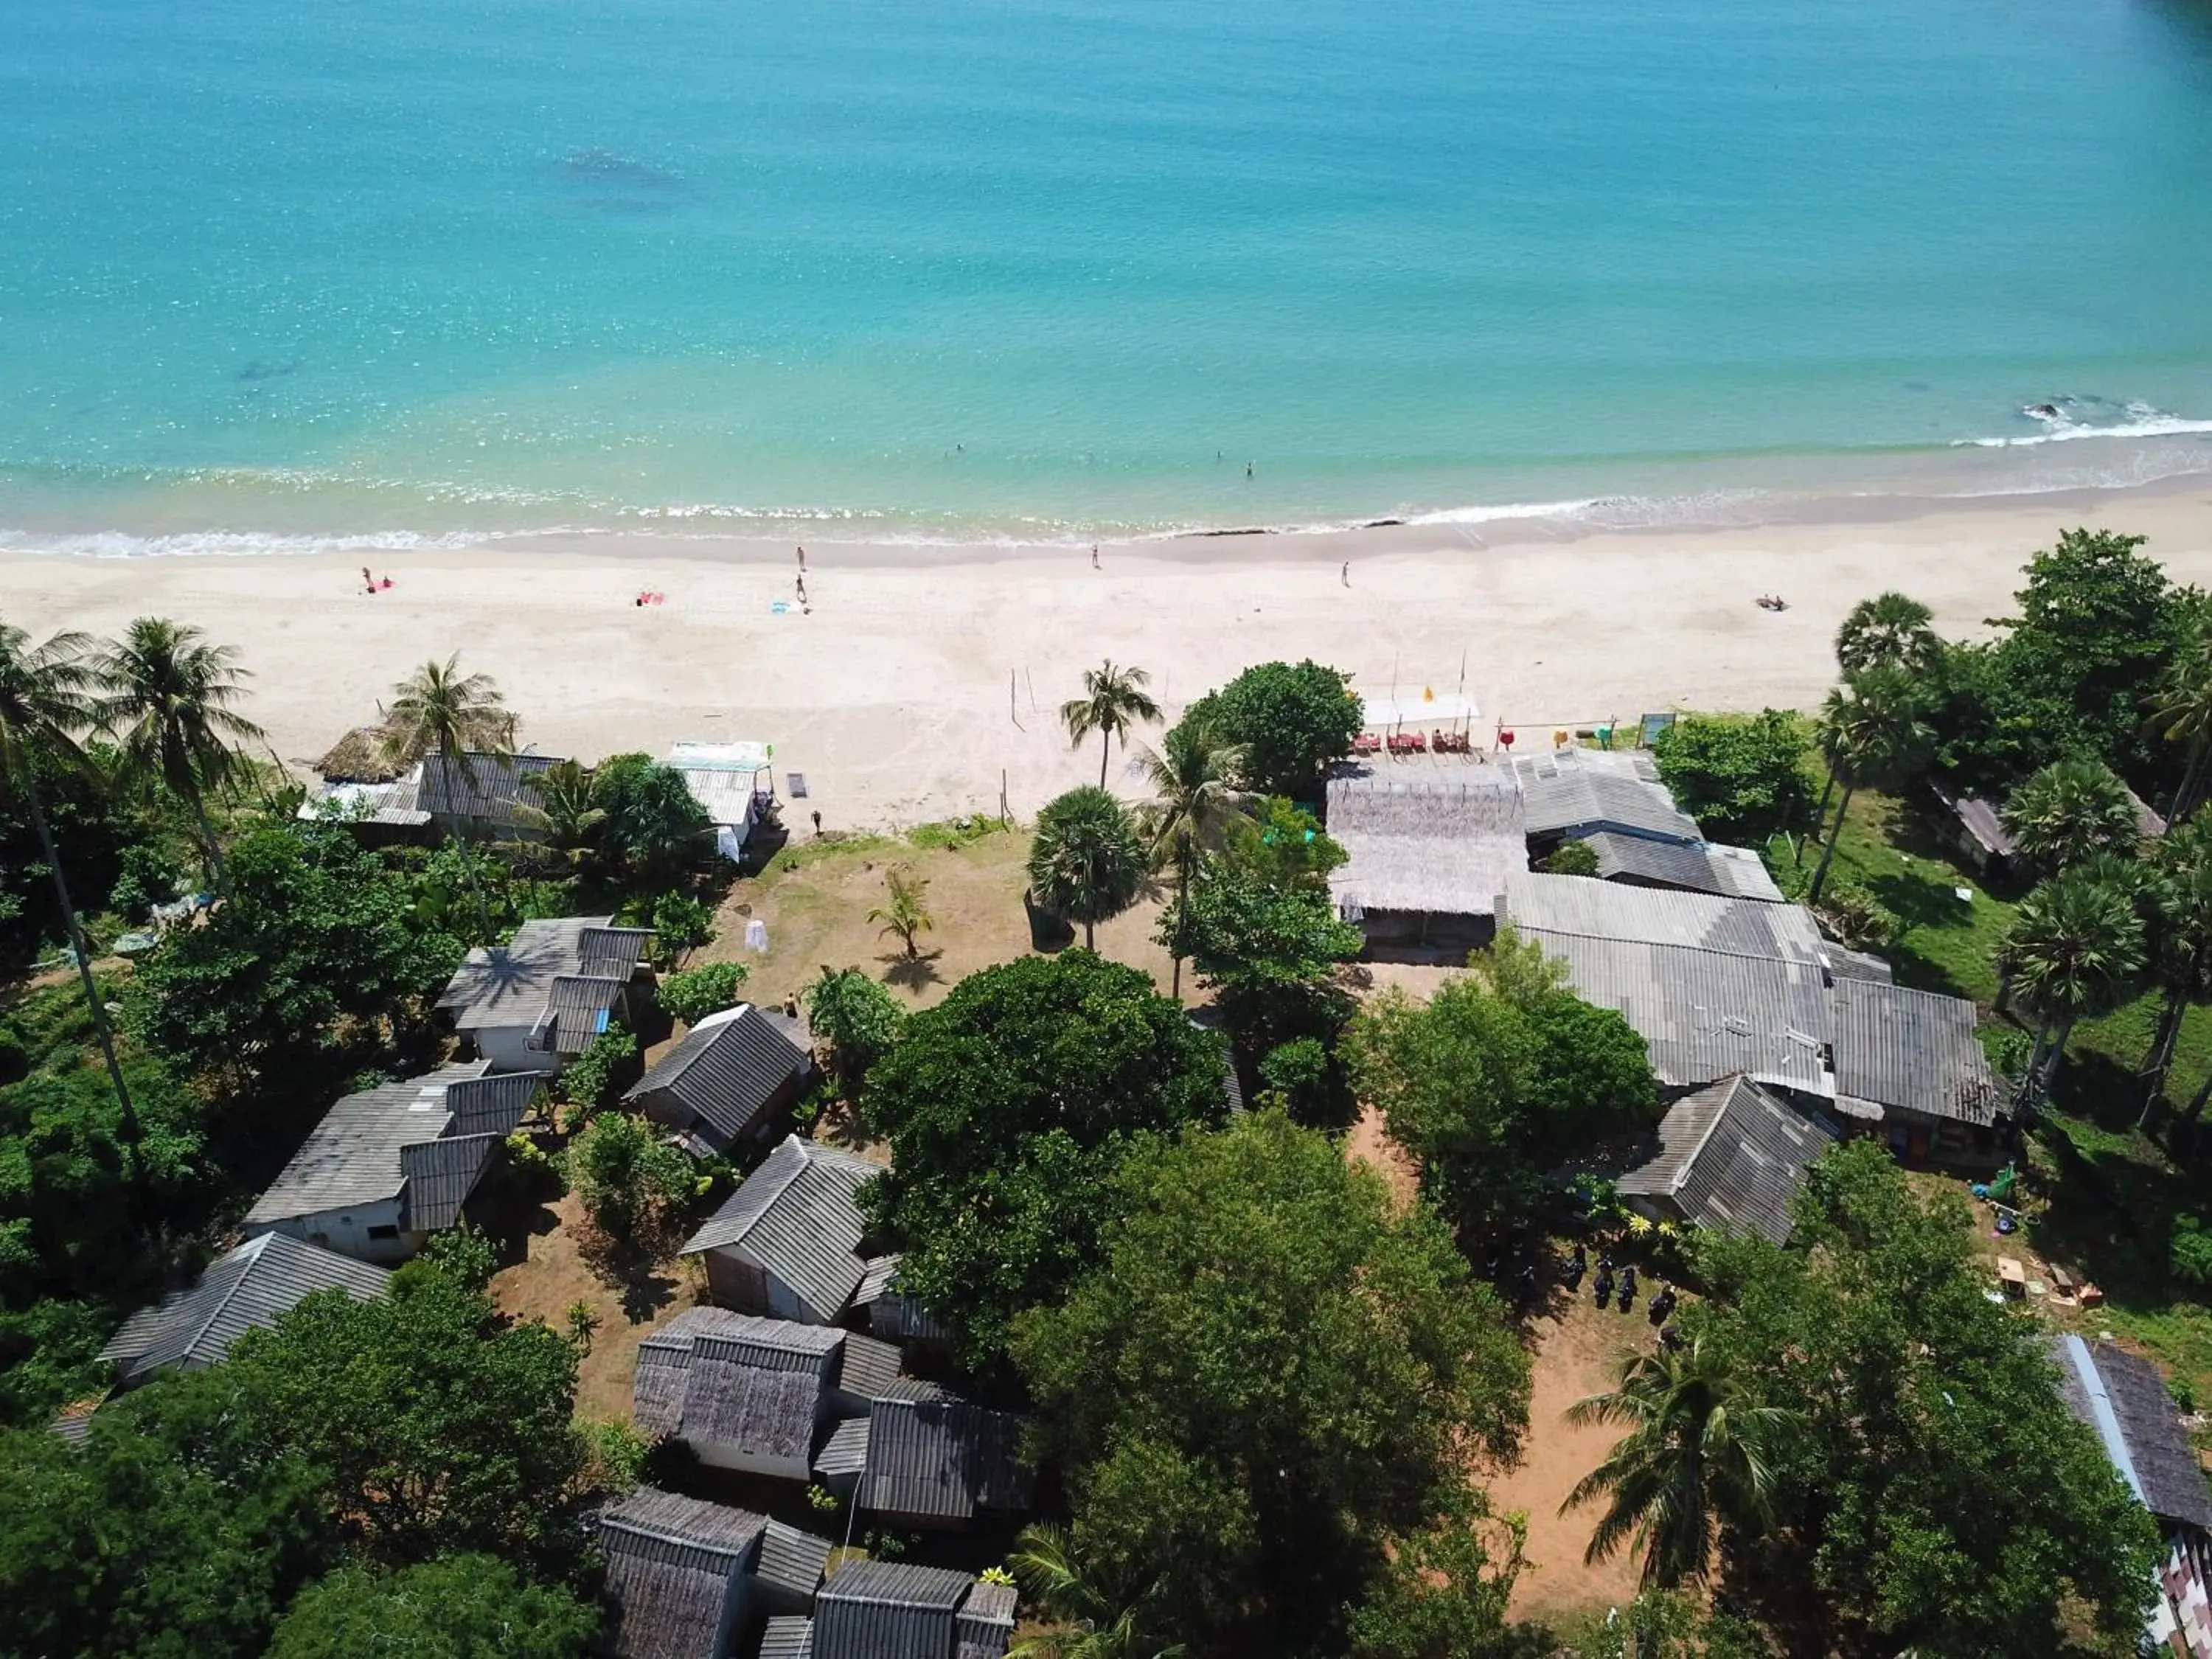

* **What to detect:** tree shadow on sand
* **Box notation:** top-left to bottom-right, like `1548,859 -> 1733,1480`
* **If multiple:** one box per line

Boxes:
575,1208 -> 687,1324
880,948 -> 945,994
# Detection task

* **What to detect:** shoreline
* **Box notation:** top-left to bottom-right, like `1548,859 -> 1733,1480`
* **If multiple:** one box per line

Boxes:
6,473 -> 2211,832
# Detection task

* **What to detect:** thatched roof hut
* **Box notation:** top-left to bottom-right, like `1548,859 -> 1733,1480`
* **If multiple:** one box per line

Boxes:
313,726 -> 405,784
1325,771 -> 1528,931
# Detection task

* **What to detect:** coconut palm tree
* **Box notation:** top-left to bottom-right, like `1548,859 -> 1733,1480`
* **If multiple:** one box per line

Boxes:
382,655 -> 513,940
1029,786 -> 1146,950
1834,590 -> 1941,679
2000,757 -> 2140,877
2136,819 -> 2212,1125
1561,1334 -> 1793,1590
515,757 -> 604,869
93,617 -> 265,896
0,622 -> 145,1184
1138,721 -> 1252,996
1807,667 -> 1931,902
1009,1523 -> 1180,1659
868,864 -> 934,959
2147,612 -> 2212,828
1061,661 -> 1161,789
2000,865 -> 2146,1107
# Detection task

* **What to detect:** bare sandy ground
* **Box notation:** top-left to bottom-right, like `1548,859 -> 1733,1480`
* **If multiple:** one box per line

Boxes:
4,482 -> 2209,828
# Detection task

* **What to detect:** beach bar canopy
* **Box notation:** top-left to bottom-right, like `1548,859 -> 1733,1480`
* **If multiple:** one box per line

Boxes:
667,741 -> 776,861
1360,692 -> 1478,732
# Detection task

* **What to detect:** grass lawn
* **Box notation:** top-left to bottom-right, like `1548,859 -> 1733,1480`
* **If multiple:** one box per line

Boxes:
1770,784 -> 2212,1401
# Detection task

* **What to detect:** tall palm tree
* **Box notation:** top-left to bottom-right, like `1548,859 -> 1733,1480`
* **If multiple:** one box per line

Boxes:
1009,1523 -> 1180,1659
1808,667 -> 1931,902
2000,865 -> 2146,1107
1561,1335 -> 1793,1590
2148,622 -> 2212,827
1029,785 -> 1147,950
382,655 -> 513,940
2136,820 -> 2212,1124
0,622 -> 145,1186
515,757 -> 604,869
1138,721 -> 1252,996
1061,661 -> 1161,789
1999,758 -> 2140,877
1834,590 -> 1941,679
93,617 -> 265,896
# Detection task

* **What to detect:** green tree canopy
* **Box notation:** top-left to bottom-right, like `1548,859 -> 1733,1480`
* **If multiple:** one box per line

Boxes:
220,1271 -> 587,1571
656,959 -> 749,1027
1178,660 -> 1362,801
1156,861 -> 1362,1054
1651,710 -> 1815,842
2000,757 -> 2142,877
1345,931 -> 1657,1239
1220,795 -> 1346,894
128,824 -> 462,1096
1834,591 -> 1940,678
804,964 -> 905,1102
1692,1141 -> 2161,1656
565,1111 -> 694,1239
1015,1110 -> 1530,1656
856,951 -> 1230,1369
1028,786 -> 1146,950
266,1556 -> 597,1659
590,753 -> 710,878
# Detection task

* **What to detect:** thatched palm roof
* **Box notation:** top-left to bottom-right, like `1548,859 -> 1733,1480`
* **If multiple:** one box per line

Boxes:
314,725 -> 405,784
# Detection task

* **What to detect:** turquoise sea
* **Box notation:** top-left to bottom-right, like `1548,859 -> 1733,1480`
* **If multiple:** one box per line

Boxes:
5,0 -> 2212,550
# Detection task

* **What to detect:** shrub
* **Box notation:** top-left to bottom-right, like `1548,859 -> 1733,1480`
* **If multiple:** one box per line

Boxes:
659,959 -> 749,1026
564,1113 -> 693,1239
1544,839 -> 1599,877
1814,883 -> 1902,953
557,1030 -> 639,1122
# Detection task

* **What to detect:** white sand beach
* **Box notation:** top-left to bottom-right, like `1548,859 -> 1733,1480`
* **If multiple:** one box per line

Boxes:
6,483 -> 2211,828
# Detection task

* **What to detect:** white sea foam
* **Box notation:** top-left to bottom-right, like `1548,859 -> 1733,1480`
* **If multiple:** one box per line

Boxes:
0,526 -> 501,558
1959,399 -> 2212,449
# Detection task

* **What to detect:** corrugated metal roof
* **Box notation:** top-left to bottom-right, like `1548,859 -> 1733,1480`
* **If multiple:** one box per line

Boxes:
757,1520 -> 835,1601
245,1063 -> 491,1225
400,1133 -> 501,1232
1931,779 -> 2018,860
759,1615 -> 815,1659
681,1135 -> 881,1320
625,1005 -> 813,1150
1831,978 -> 2000,1127
396,749 -> 563,832
632,1307 -> 847,1458
1519,929 -> 1835,1095
599,1488 -> 767,1659
1500,872 -> 1824,961
1582,833 -> 1787,903
1325,771 -> 1528,919
815,1561 -> 973,1659
1513,748 -> 1701,843
98,1234 -> 391,1385
1615,1076 -> 1837,1244
813,1416 -> 871,1481
667,741 -> 773,832
836,1333 -> 905,1399
681,1353 -> 827,1463
2054,1338 -> 2212,1531
536,973 -> 630,1057
443,1069 -> 541,1135
955,1582 -> 1018,1659
437,915 -> 649,1034
861,1391 -> 1032,1523
1826,946 -> 1895,985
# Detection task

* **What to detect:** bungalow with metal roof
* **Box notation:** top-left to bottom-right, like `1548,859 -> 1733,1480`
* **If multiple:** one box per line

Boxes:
1324,770 -> 1528,953
386,748 -> 560,841
1512,747 -> 1702,848
1613,1075 -> 1838,1245
99,1233 -> 390,1389
1503,872 -> 2004,1166
807,1559 -> 1016,1659
243,1062 -> 539,1262
2051,1336 -> 2212,1659
436,914 -> 655,1074
682,1135 -> 881,1322
809,1379 -> 1032,1531
625,1004 -> 815,1156
853,1254 -> 952,1349
667,740 -> 778,863
1573,832 -> 1785,903
597,1486 -> 834,1659
631,1307 -> 900,1481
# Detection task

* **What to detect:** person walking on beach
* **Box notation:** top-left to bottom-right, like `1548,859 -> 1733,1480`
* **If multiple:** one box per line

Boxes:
796,545 -> 806,571
1091,545 -> 1099,570
796,572 -> 807,602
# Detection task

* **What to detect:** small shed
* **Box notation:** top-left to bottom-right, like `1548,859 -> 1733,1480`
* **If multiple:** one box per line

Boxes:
1325,771 -> 1527,953
597,1486 -> 833,1659
855,1379 -> 1033,1531
668,740 -> 777,862
1613,1075 -> 1837,1244
99,1234 -> 390,1388
681,1135 -> 882,1323
1929,778 -> 2017,874
312,726 -> 406,785
854,1253 -> 953,1349
814,1560 -> 1015,1659
624,1004 -> 815,1156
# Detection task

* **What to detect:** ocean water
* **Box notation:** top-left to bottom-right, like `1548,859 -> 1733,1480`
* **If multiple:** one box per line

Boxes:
4,0 -> 2212,550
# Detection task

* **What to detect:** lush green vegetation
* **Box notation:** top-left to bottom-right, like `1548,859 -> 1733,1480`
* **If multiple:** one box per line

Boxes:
1173,658 -> 1363,802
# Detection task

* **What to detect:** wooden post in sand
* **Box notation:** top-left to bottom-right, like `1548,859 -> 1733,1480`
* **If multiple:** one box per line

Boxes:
1009,670 -> 1023,730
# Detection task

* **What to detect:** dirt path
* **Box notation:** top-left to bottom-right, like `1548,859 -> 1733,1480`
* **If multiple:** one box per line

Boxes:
1489,1293 -> 1649,1627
